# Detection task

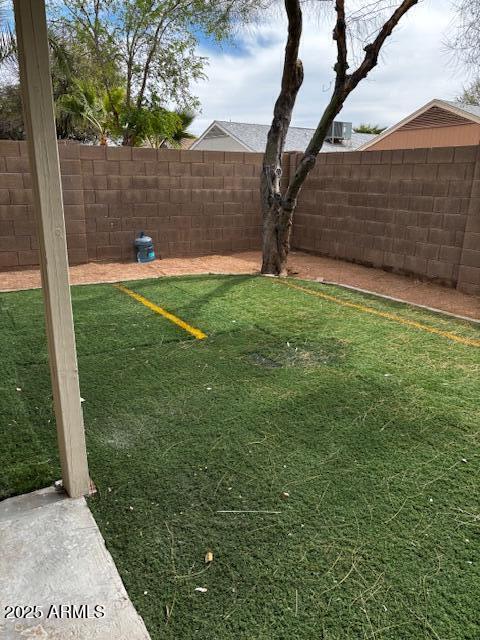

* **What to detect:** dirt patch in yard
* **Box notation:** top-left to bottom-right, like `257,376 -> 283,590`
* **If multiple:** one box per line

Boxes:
0,250 -> 478,320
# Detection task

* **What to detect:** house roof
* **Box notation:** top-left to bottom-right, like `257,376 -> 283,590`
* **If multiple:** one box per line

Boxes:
357,99 -> 480,150
191,120 -> 376,153
444,100 -> 480,119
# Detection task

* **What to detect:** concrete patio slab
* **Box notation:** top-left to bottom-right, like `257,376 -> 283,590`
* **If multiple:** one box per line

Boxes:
0,486 -> 150,640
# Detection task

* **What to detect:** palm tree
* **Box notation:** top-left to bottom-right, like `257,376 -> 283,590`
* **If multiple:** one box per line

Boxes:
169,109 -> 196,148
57,82 -> 109,145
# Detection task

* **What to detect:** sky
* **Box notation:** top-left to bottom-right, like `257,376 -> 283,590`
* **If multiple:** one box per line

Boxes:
189,0 -> 470,136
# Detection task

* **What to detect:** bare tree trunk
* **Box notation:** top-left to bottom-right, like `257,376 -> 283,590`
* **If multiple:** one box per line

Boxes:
261,202 -> 283,274
261,0 -> 418,276
260,0 -> 303,275
261,196 -> 298,275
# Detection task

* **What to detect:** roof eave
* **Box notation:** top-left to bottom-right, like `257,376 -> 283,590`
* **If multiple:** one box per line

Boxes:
190,120 -> 255,152
357,98 -> 480,151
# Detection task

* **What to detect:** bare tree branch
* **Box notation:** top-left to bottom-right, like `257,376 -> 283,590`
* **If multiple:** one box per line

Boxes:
446,0 -> 480,71
265,0 -> 303,173
346,0 -> 418,92
333,0 -> 348,88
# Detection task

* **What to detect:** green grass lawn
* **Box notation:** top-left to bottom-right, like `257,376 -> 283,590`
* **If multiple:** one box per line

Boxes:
1,274 -> 479,639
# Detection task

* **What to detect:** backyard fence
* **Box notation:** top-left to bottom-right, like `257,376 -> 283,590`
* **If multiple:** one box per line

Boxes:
0,140 -> 479,295
0,142 -> 263,266
291,146 -> 480,296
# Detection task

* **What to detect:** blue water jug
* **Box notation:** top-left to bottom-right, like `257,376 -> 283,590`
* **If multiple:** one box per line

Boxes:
134,231 -> 156,263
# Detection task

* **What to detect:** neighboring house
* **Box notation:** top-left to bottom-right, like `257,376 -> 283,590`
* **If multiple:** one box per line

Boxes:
359,99 -> 480,151
191,120 -> 376,153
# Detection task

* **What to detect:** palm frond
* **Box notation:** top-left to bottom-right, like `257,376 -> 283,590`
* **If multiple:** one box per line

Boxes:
48,34 -> 74,80
171,109 -> 196,144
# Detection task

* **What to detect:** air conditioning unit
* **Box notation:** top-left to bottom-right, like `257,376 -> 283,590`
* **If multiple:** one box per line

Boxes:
326,121 -> 352,143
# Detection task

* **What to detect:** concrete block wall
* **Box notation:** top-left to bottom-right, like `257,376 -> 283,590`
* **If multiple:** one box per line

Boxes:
0,140 -> 89,267
291,146 -> 480,296
0,140 -> 478,296
82,146 -> 263,261
0,141 -> 263,267
458,152 -> 480,296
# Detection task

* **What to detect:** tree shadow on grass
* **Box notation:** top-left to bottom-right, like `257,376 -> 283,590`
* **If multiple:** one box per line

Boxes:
155,273 -> 255,317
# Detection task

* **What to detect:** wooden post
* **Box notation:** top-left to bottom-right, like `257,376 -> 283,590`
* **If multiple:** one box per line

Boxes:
13,0 -> 90,498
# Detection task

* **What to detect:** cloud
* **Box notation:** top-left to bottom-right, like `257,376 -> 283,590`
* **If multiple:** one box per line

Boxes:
190,0 -> 469,135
